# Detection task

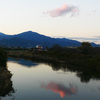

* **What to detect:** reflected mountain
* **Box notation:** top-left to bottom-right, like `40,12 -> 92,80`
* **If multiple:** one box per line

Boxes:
8,58 -> 38,67
41,82 -> 77,98
0,67 -> 15,99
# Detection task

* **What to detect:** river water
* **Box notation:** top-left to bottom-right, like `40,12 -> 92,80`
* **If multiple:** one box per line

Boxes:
1,58 -> 100,100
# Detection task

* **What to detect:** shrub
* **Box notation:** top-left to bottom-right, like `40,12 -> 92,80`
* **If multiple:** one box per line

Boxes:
0,48 -> 7,67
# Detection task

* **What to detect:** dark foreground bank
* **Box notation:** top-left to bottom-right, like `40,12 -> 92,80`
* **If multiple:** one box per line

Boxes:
0,49 -> 7,67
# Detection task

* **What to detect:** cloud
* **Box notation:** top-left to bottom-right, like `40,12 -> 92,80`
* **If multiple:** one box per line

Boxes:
88,10 -> 100,16
41,82 -> 77,98
68,37 -> 100,44
45,4 -> 79,17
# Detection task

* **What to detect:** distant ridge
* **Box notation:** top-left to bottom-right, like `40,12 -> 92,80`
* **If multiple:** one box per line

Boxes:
0,31 -> 99,47
0,32 -> 6,36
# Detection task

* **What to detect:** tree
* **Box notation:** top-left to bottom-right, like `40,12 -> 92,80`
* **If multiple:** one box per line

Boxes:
81,42 -> 92,48
79,42 -> 92,54
0,48 -> 7,67
50,44 -> 62,51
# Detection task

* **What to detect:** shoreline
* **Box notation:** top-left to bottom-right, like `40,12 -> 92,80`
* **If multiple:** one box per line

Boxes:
7,51 -> 65,64
7,51 -> 100,82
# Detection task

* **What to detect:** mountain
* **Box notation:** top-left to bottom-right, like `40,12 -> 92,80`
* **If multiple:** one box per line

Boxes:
0,33 -> 13,40
0,31 -> 99,48
0,37 -> 37,47
0,32 -> 6,36
0,32 -> 8,40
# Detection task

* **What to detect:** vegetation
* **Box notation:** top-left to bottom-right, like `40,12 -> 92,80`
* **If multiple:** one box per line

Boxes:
48,61 -> 100,83
0,67 -> 14,99
7,42 -> 100,69
6,42 -> 100,82
0,48 -> 14,99
0,48 -> 7,67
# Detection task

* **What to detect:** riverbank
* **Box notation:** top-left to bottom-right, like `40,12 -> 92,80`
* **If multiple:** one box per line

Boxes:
7,50 -> 100,70
7,50 -> 62,64
0,49 -> 7,67
7,50 -> 100,83
7,52 -> 100,83
0,67 -> 14,98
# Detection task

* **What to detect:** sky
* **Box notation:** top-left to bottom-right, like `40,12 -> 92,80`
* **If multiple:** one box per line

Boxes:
0,0 -> 100,43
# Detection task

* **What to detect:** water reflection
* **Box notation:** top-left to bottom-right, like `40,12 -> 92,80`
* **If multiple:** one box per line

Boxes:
41,82 -> 77,98
48,63 -> 100,83
8,58 -> 100,83
7,58 -> 100,100
0,67 -> 14,99
8,58 -> 38,67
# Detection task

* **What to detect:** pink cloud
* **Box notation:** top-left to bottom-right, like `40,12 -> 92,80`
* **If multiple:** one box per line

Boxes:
46,4 -> 79,17
41,82 -> 77,98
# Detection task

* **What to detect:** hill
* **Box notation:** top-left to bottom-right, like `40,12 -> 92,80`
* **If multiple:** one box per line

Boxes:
0,31 -> 99,48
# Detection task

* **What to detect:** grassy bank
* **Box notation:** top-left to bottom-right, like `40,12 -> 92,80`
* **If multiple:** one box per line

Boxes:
7,50 -> 60,63
7,49 -> 100,83
7,48 -> 100,70
6,42 -> 100,73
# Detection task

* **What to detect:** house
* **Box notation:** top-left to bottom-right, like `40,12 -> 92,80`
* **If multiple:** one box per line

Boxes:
36,45 -> 43,51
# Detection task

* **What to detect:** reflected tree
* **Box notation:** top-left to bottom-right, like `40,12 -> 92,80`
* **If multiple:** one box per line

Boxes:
77,72 -> 91,83
47,62 -> 100,83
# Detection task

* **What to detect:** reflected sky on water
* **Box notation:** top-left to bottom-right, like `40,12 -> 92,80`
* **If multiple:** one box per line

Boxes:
1,58 -> 100,100
41,82 -> 77,98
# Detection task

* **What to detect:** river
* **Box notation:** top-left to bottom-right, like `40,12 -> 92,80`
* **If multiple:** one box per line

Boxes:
1,58 -> 100,100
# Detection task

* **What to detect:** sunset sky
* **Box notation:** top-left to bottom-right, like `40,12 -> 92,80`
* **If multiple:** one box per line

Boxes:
0,0 -> 100,43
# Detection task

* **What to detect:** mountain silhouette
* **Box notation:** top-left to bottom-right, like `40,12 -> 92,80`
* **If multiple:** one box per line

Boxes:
0,31 -> 99,47
0,32 -> 6,36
